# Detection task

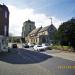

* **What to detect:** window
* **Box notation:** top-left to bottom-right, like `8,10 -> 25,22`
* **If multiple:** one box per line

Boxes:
37,45 -> 42,47
36,38 -> 37,42
4,25 -> 7,36
5,11 -> 7,18
0,43 -> 1,49
2,40 -> 4,45
49,28 -> 53,32
30,25 -> 31,30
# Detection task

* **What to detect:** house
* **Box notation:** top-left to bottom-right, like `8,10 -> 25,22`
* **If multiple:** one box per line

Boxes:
27,27 -> 42,44
0,4 -> 9,52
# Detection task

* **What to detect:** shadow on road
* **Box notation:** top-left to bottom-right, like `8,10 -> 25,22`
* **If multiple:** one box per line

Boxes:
0,48 -> 52,64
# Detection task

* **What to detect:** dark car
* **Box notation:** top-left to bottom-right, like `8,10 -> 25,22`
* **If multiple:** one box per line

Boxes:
12,44 -> 17,48
22,44 -> 29,48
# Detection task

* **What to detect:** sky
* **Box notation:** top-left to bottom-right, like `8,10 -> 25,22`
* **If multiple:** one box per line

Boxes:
0,0 -> 75,36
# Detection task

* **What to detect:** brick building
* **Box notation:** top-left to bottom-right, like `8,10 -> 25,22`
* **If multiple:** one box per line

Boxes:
0,4 -> 9,52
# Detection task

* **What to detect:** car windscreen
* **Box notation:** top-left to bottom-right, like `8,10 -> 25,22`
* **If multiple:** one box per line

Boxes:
37,45 -> 42,47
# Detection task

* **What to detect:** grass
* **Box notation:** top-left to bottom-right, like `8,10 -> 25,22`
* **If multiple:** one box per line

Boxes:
52,45 -> 70,51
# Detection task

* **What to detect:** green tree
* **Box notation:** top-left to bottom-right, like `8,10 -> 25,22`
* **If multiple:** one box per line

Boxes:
21,38 -> 26,43
58,18 -> 75,48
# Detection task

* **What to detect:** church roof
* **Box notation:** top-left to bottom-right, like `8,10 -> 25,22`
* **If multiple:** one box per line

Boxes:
29,27 -> 42,35
39,24 -> 56,32
39,25 -> 50,32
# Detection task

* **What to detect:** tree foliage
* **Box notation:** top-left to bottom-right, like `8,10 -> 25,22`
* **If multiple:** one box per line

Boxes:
58,18 -> 75,48
21,38 -> 26,43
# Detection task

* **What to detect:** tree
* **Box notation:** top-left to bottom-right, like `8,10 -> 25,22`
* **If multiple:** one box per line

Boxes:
58,18 -> 75,48
21,38 -> 26,43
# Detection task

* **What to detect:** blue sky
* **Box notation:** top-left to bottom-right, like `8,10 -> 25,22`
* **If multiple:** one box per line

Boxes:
0,0 -> 75,36
1,0 -> 75,20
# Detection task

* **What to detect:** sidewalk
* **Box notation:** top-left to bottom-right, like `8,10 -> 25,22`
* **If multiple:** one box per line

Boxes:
45,49 -> 75,61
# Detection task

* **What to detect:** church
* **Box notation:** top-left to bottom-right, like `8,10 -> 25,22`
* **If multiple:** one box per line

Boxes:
27,24 -> 57,45
22,19 -> 57,45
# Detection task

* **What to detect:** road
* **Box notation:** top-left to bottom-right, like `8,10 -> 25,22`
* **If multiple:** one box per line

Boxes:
0,48 -> 75,75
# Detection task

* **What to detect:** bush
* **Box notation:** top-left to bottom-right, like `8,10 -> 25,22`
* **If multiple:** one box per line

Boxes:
52,45 -> 70,51
47,46 -> 52,50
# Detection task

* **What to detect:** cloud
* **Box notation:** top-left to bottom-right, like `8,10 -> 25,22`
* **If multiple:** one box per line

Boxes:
8,5 -> 63,36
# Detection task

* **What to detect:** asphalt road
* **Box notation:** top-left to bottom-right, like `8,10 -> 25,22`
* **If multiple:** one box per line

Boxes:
0,48 -> 75,75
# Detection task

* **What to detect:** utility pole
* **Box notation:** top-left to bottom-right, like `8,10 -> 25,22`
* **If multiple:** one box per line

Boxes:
49,17 -> 52,25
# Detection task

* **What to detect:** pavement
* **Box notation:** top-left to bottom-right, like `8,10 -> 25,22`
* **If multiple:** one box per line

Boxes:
0,48 -> 75,75
27,47 -> 75,61
43,49 -> 75,61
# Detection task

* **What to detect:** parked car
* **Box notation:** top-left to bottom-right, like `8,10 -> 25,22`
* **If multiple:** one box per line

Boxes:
12,44 -> 17,48
22,44 -> 29,48
42,43 -> 52,50
33,45 -> 48,51
28,43 -> 34,47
